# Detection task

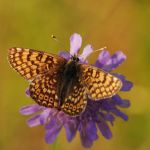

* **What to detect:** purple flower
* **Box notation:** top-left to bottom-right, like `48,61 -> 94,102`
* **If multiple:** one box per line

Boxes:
20,33 -> 133,148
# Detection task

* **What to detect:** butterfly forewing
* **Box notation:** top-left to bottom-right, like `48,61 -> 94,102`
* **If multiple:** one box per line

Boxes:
81,64 -> 122,100
29,71 -> 59,108
8,48 -> 66,81
61,80 -> 87,116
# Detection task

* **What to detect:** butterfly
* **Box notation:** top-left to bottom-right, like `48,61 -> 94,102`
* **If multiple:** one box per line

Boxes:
8,47 -> 122,116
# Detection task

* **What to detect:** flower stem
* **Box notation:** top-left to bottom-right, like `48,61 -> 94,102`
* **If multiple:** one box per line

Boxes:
52,138 -> 58,150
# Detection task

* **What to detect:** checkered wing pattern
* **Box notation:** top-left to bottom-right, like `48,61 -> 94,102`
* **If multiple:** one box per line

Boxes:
61,80 -> 87,116
8,47 -> 66,81
29,71 -> 59,108
81,64 -> 122,100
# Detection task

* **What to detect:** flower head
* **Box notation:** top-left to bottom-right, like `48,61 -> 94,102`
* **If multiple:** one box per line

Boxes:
20,33 -> 133,148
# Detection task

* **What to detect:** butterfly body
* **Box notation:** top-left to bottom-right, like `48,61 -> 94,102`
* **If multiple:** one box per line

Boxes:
57,55 -> 81,107
8,48 -> 122,116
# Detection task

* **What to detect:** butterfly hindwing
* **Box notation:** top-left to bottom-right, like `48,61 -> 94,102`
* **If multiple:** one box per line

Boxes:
81,64 -> 122,100
29,71 -> 59,108
61,80 -> 87,116
8,47 -> 66,81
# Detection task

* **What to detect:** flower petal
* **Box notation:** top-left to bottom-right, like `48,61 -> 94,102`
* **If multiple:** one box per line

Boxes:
86,121 -> 98,141
114,74 -> 133,91
105,51 -> 126,71
95,51 -> 126,71
27,115 -> 41,127
121,80 -> 133,91
57,111 -> 69,124
40,109 -> 51,125
58,51 -> 70,60
78,120 -> 98,148
79,122 -> 93,148
94,50 -> 111,68
110,108 -> 128,121
64,119 -> 78,142
112,95 -> 130,108
97,121 -> 112,139
70,33 -> 82,55
45,118 -> 63,144
19,104 -> 42,115
25,88 -> 30,97
101,113 -> 115,125
79,44 -> 93,62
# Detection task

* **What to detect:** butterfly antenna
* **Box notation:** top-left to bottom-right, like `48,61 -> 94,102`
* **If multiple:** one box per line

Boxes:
93,46 -> 107,53
51,34 -> 62,44
85,46 -> 107,60
51,34 -> 70,54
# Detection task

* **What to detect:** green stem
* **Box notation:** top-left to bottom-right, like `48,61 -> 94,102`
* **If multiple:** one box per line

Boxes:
52,138 -> 58,150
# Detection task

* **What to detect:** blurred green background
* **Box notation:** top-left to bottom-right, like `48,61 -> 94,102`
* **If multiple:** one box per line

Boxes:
0,0 -> 150,150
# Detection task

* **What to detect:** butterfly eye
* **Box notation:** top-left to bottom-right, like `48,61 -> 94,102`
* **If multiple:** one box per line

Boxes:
71,56 -> 77,61
77,57 -> 79,61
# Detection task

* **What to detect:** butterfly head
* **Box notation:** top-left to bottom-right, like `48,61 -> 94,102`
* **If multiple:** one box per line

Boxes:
70,55 -> 80,63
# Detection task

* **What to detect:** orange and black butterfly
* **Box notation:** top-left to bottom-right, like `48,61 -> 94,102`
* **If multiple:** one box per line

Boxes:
8,48 -> 122,116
